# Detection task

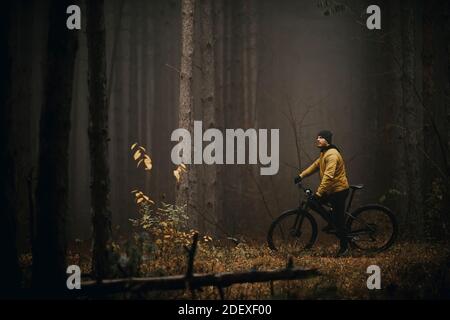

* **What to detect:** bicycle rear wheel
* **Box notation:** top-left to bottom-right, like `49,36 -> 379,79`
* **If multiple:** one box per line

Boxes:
267,209 -> 318,255
346,205 -> 397,253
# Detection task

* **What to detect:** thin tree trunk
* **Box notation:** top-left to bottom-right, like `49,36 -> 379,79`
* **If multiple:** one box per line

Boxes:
0,2 -> 21,296
68,11 -> 91,241
127,1 -> 139,225
243,0 -> 260,226
213,0 -> 225,234
241,1 -> 250,129
374,1 -> 396,208
87,0 -> 113,280
200,0 -> 218,235
33,0 -> 79,291
106,0 -> 124,230
401,1 -> 423,238
222,1 -> 244,234
422,0 -> 436,239
247,0 -> 258,130
442,0 -> 450,237
139,0 -> 147,145
144,0 -> 155,193
388,0 -> 407,235
222,1 -> 234,234
69,47 -> 81,240
10,0 -> 34,250
176,0 -> 196,225
129,3 -> 139,148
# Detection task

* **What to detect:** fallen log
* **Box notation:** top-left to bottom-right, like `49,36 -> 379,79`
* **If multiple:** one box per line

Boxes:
71,233 -> 319,298
77,266 -> 319,297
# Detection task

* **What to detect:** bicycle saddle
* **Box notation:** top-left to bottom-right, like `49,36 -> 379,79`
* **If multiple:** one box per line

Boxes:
350,184 -> 364,190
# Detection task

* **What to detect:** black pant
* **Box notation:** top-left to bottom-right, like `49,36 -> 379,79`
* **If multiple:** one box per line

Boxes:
324,188 -> 350,248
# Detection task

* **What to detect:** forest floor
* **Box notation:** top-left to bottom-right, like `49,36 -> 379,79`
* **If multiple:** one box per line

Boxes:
53,238 -> 450,300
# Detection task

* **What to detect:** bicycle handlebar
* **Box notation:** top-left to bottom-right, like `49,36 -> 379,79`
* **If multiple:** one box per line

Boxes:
295,181 -> 313,198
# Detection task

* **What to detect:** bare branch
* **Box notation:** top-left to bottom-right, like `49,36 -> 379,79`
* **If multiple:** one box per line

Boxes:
245,167 -> 275,221
165,63 -> 181,75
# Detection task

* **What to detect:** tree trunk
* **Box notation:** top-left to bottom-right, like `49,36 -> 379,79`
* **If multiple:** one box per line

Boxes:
401,1 -> 423,238
241,1 -> 250,129
129,2 -> 139,156
126,1 -> 140,225
442,0 -> 450,238
388,0 -> 408,235
33,0 -> 79,291
145,0 -> 156,193
176,0 -> 196,225
247,0 -> 258,130
200,0 -> 218,235
139,0 -> 147,146
422,0 -> 436,239
10,0 -> 34,251
243,0 -> 260,228
213,0 -> 225,234
114,2 -> 131,230
109,0 -> 126,231
0,2 -> 21,296
87,0 -> 113,280
222,1 -> 235,234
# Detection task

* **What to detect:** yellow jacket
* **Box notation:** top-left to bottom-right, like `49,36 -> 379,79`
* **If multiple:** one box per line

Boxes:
299,147 -> 349,197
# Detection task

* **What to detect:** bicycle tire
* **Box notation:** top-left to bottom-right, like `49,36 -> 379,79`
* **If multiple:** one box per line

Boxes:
346,204 -> 398,253
267,209 -> 318,252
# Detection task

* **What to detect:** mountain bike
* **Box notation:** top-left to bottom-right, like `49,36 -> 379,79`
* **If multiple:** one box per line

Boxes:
267,182 -> 398,255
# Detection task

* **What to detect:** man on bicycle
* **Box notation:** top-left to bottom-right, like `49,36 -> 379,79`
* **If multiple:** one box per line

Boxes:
294,130 -> 350,257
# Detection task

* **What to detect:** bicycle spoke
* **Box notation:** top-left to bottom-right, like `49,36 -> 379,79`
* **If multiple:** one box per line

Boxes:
348,206 -> 396,252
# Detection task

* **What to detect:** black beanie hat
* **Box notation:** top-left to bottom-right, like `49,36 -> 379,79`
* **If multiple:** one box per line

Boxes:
317,130 -> 332,144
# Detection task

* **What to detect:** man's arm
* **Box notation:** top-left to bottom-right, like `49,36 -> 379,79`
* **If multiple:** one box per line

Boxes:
316,153 -> 337,197
299,158 -> 320,179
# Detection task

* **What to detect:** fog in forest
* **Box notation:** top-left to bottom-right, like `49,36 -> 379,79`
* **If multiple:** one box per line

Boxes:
7,0 -> 449,251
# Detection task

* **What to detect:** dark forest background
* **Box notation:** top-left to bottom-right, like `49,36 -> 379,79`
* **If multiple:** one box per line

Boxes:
1,0 -> 449,294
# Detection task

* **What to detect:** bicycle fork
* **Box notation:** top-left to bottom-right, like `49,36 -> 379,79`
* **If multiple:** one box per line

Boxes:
292,211 -> 306,237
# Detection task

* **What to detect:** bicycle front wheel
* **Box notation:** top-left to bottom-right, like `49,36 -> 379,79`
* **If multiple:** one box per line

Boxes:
267,209 -> 318,255
346,204 -> 397,253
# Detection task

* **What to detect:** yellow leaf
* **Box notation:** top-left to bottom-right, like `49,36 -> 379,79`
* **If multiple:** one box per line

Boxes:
133,150 -> 142,161
131,189 -> 138,193
139,146 -> 146,152
173,169 -> 180,182
137,159 -> 144,168
137,197 -> 144,204
144,158 -> 152,170
131,142 -> 138,150
180,163 -> 187,170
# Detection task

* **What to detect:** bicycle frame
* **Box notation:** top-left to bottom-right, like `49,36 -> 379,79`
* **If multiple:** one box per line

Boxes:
299,199 -> 332,225
296,183 -> 360,228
